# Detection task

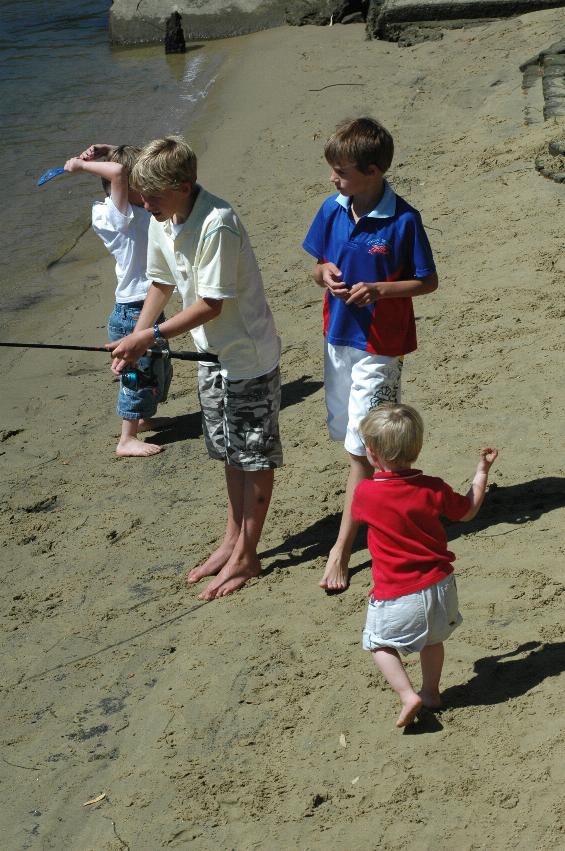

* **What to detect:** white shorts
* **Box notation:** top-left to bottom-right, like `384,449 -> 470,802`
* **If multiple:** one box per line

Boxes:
324,341 -> 403,457
362,574 -> 463,656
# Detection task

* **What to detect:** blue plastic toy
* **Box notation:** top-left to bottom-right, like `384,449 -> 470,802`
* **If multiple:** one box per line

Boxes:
37,167 -> 65,187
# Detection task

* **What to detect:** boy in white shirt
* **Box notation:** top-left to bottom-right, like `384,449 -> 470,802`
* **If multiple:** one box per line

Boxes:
107,135 -> 282,600
64,143 -> 172,456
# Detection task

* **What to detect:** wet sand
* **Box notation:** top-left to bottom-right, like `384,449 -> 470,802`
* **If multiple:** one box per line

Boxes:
1,10 -> 565,849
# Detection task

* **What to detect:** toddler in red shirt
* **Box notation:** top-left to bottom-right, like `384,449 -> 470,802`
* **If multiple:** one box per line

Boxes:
352,403 -> 497,728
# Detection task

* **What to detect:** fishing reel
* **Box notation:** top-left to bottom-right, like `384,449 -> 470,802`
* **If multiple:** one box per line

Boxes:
120,368 -> 156,391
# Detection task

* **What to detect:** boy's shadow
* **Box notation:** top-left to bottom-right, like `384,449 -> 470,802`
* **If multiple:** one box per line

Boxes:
148,412 -> 202,446
261,476 -> 565,578
281,375 -> 323,410
149,374 -> 323,446
260,515 -> 369,578
442,641 -> 565,709
446,477 -> 565,542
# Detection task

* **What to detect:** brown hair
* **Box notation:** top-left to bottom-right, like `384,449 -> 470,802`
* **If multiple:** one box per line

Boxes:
360,403 -> 423,467
324,117 -> 394,174
130,135 -> 197,193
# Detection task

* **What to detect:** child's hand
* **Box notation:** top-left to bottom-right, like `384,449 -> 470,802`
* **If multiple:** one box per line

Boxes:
64,157 -> 85,173
106,332 -> 151,375
346,281 -> 395,305
79,143 -> 114,161
321,263 -> 349,300
346,282 -> 377,306
478,447 -> 498,472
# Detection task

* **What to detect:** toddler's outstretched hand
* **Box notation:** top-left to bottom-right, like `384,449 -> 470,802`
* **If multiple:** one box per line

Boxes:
478,447 -> 498,472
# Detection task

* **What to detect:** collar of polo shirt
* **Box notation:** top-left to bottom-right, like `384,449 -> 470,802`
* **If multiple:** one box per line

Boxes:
335,179 -> 396,219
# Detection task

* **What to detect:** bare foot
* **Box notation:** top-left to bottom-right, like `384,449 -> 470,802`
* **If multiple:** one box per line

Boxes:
418,690 -> 443,710
186,543 -> 235,584
396,693 -> 423,728
319,545 -> 350,592
197,555 -> 261,601
116,437 -> 162,457
138,416 -> 174,432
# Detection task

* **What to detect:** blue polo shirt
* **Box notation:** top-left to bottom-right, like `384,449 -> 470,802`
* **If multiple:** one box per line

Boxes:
303,182 -> 436,356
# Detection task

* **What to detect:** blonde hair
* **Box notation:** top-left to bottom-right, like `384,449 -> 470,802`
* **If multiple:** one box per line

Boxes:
324,117 -> 394,174
130,135 -> 197,193
360,403 -> 423,467
101,144 -> 141,193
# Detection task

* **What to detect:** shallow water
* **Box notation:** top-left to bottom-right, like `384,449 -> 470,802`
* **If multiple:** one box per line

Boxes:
0,0 -> 223,313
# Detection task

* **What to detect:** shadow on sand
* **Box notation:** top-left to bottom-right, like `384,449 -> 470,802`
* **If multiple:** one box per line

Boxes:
148,374 -> 324,447
261,476 -> 565,578
442,640 -> 565,709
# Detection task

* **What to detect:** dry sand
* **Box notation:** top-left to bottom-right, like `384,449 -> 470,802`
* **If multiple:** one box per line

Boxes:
1,9 -> 565,850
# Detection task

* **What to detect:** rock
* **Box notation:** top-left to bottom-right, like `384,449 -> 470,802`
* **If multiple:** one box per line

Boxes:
366,0 -> 565,42
286,0 -> 369,26
286,0 -> 332,26
109,0 -> 289,45
164,11 -> 186,53
520,38 -> 565,120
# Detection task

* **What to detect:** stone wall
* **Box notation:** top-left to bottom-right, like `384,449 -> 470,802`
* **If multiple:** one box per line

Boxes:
109,0 -> 289,45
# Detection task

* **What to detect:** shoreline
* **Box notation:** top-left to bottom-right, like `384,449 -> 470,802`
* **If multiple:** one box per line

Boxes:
2,14 -> 565,849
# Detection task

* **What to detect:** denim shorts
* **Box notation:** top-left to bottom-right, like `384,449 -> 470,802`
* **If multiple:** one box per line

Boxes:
108,302 -> 172,420
198,362 -> 283,471
362,574 -> 463,656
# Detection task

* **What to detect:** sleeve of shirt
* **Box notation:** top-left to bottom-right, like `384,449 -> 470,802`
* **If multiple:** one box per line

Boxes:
302,203 -> 326,260
146,218 -> 175,287
403,211 -> 436,279
194,213 -> 241,299
440,481 -> 471,521
91,198 -> 133,244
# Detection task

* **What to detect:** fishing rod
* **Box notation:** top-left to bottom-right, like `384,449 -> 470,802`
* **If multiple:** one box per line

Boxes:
0,341 -> 218,363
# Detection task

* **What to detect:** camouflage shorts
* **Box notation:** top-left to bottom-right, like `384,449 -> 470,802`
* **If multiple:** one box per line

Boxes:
198,363 -> 283,471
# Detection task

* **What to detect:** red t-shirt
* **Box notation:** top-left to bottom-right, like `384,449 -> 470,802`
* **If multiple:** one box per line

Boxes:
352,470 -> 471,600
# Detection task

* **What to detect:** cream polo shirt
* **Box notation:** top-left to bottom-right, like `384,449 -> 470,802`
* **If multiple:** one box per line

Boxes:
147,186 -> 281,380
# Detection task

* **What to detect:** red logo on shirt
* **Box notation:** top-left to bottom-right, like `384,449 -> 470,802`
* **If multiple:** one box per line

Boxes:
369,244 -> 389,255
368,237 -> 390,256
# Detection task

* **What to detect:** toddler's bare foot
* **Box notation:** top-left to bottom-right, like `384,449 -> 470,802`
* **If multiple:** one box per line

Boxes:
197,555 -> 261,601
319,545 -> 350,592
418,690 -> 443,710
186,543 -> 235,584
396,693 -> 423,728
116,437 -> 162,457
138,416 -> 174,432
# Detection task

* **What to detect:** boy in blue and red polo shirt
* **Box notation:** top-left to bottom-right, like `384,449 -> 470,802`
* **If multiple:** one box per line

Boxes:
303,117 -> 438,593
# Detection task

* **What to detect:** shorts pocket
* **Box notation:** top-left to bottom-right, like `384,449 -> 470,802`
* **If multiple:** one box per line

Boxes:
437,575 -> 461,628
378,593 -> 426,644
245,427 -> 276,453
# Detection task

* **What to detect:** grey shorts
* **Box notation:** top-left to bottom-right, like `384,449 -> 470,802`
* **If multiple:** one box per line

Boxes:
198,363 -> 283,471
362,573 -> 463,656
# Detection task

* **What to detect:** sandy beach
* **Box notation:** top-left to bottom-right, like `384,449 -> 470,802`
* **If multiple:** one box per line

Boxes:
1,9 -> 565,849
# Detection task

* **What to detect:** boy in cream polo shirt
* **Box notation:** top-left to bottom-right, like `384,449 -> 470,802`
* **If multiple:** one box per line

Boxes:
107,136 -> 282,601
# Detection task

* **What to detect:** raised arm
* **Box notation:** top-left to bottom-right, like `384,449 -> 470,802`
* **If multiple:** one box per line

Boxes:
79,144 -> 117,161
63,157 -> 129,214
460,447 -> 498,522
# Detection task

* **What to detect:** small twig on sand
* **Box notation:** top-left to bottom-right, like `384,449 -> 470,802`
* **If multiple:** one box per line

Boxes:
2,756 -> 42,771
473,526 -> 526,538
308,83 -> 364,92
